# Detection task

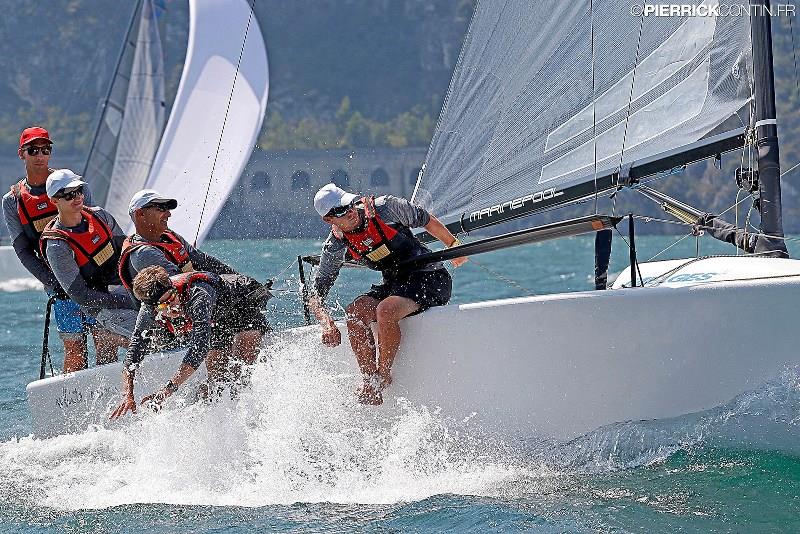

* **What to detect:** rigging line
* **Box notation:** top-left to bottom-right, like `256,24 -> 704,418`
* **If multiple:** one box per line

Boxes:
193,0 -> 255,246
612,225 -> 645,285
633,212 -> 800,246
781,160 -> 800,177
466,257 -> 535,296
616,7 -> 646,175
647,231 -> 694,262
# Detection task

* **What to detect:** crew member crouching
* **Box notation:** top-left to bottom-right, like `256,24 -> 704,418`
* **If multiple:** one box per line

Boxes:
308,183 -> 467,405
110,265 -> 271,418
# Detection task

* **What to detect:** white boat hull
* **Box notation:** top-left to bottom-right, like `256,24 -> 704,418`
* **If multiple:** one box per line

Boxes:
26,256 -> 800,441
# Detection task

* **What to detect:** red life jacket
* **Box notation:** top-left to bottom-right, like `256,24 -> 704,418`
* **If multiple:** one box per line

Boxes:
155,271 -> 216,335
334,196 -> 428,274
11,179 -> 58,243
118,231 -> 193,290
39,208 -> 119,290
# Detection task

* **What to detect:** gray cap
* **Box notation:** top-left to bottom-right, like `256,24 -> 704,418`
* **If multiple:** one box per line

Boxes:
314,183 -> 357,217
128,189 -> 178,217
46,169 -> 86,199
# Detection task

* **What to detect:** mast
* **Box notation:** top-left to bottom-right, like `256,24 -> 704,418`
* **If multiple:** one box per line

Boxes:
750,0 -> 789,257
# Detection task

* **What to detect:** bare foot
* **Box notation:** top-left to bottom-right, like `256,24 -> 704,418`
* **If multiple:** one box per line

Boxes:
357,382 -> 383,405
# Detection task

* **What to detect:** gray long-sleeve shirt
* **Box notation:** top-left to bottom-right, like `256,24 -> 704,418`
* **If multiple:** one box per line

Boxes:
125,280 -> 218,370
2,178 -> 94,293
44,207 -> 134,315
312,195 -> 441,301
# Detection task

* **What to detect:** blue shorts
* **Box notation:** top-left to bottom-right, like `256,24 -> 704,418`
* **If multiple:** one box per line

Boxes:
53,298 -> 95,339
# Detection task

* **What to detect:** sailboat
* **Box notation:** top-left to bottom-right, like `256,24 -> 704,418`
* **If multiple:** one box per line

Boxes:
25,0 -> 269,436
26,0 -> 800,443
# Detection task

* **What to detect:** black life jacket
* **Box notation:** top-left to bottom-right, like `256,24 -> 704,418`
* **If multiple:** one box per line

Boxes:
11,179 -> 58,244
155,271 -> 218,335
335,196 -> 429,275
118,231 -> 193,290
40,208 -> 119,291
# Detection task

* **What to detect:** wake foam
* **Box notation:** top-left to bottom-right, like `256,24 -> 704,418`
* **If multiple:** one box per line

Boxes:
0,278 -> 41,293
0,330 -> 542,510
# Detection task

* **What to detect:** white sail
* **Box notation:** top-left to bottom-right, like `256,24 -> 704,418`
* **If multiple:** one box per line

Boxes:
104,0 -> 166,223
142,0 -> 269,245
413,0 -> 753,224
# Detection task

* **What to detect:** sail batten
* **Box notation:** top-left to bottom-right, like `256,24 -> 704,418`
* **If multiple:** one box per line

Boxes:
413,0 -> 753,228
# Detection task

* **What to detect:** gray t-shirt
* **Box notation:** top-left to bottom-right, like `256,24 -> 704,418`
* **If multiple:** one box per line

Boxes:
312,195 -> 441,301
2,178 -> 94,292
44,207 -> 134,316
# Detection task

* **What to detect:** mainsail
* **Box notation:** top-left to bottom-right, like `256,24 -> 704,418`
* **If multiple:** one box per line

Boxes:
142,0 -> 269,245
83,0 -> 166,223
413,0 -> 754,227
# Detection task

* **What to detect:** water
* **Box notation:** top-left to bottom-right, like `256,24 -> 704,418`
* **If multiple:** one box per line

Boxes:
1,235 -> 799,532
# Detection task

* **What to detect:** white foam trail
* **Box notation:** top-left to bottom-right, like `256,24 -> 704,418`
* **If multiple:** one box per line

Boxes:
0,278 -> 41,293
0,329 -> 543,510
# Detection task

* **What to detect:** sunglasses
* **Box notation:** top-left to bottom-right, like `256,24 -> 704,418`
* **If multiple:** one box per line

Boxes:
144,203 -> 171,212
25,145 -> 52,156
326,204 -> 353,218
55,187 -> 84,201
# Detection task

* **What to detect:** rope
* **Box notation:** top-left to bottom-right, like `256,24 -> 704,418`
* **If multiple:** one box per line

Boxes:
616,10 -> 646,175
465,257 -> 535,296
193,0 -> 255,245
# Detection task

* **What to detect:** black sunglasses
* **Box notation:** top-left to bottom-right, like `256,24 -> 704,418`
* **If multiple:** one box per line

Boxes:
55,186 -> 84,201
25,145 -> 52,156
143,203 -> 172,212
326,204 -> 353,218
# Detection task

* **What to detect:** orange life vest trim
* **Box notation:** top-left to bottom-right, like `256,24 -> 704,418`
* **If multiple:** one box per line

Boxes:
118,231 -> 193,290
11,179 -> 58,238
339,196 -> 399,263
40,208 -> 115,270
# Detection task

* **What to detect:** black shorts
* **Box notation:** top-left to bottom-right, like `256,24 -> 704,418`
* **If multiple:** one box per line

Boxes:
210,279 -> 270,350
363,268 -> 452,313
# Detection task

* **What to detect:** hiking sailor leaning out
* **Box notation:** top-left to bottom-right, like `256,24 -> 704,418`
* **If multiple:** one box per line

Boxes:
118,189 -> 264,361
110,265 -> 271,419
39,169 -> 136,367
308,183 -> 467,405
2,127 -> 120,373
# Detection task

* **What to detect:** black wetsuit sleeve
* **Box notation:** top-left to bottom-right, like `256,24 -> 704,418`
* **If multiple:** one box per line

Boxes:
182,282 -> 217,369
702,215 -> 757,253
124,304 -> 157,368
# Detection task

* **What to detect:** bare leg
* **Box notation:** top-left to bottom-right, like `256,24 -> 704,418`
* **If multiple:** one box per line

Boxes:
345,296 -> 380,377
91,327 -> 127,365
62,337 -> 87,374
233,330 -> 263,365
374,296 -> 419,387
205,349 -> 227,382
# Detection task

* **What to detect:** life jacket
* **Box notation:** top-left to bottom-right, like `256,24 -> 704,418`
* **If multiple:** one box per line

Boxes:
39,208 -> 119,290
118,231 -> 194,290
155,271 -> 217,335
334,196 -> 429,274
11,179 -> 58,243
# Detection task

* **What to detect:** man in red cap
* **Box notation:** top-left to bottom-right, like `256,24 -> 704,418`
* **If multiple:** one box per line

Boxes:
2,127 -> 120,372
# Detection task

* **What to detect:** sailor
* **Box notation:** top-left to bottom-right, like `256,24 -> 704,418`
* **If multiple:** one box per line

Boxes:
308,183 -> 467,405
40,169 -> 137,366
119,188 -> 263,359
110,265 -> 271,418
1,128 -> 117,373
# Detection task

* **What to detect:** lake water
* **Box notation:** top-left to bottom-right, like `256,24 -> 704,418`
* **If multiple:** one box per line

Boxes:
0,235 -> 798,533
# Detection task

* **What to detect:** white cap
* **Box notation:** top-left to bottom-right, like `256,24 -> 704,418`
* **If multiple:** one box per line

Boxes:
128,189 -> 178,217
314,183 -> 357,217
46,169 -> 86,199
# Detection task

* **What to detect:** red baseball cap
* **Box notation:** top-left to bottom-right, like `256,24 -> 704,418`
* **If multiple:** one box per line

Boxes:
19,127 -> 52,148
